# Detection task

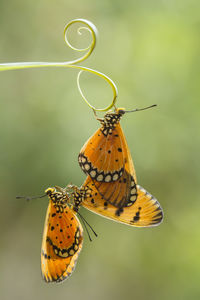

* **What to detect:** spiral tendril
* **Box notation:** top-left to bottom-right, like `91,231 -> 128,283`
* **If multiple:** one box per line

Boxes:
0,18 -> 117,112
63,19 -> 97,64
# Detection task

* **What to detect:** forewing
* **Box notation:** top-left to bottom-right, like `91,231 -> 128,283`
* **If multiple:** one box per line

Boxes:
41,202 -> 83,283
79,124 -> 136,182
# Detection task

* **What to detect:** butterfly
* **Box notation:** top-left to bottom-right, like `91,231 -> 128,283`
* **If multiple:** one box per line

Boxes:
80,175 -> 163,227
41,186 -> 87,283
40,178 -> 162,283
78,107 -> 156,209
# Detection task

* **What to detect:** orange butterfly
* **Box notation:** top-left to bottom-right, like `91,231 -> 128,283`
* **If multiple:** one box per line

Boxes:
78,107 -> 159,211
40,176 -> 162,284
78,108 -> 138,208
41,186 -> 87,283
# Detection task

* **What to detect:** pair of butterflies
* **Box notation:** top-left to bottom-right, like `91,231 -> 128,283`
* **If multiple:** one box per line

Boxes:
41,108 -> 163,283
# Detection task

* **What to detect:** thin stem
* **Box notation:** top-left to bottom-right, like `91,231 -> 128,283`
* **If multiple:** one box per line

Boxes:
0,19 -> 117,112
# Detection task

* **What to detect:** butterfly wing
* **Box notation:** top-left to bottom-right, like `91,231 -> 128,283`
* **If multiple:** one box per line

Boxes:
41,202 -> 83,283
79,122 -> 137,208
82,177 -> 163,227
79,123 -> 137,183
90,171 -> 137,208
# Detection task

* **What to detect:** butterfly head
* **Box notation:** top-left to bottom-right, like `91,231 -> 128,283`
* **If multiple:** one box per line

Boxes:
66,185 -> 92,212
115,107 -> 126,115
45,187 -> 69,206
45,187 -> 55,196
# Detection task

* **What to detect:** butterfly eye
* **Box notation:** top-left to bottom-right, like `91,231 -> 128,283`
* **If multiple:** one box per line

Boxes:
116,108 -> 126,115
45,187 -> 55,195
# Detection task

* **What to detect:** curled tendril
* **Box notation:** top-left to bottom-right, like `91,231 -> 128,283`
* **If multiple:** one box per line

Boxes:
64,19 -> 97,62
77,70 -> 117,111
0,18 -> 118,112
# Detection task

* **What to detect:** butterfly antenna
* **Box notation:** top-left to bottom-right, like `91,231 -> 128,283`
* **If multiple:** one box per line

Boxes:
78,212 -> 92,241
125,104 -> 157,113
16,194 -> 47,201
78,212 -> 98,237
77,211 -> 98,241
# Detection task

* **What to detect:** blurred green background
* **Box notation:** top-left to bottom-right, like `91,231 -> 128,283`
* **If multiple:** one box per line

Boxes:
0,1 -> 200,299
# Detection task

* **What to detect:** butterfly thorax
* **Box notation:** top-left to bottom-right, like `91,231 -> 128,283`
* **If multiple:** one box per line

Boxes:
98,109 -> 125,136
45,187 -> 70,213
45,185 -> 92,213
69,185 -> 92,212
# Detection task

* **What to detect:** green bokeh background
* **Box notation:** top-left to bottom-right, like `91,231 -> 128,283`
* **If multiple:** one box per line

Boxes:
0,1 -> 200,300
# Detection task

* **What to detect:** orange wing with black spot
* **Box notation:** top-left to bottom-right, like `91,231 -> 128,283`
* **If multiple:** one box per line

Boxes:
41,201 -> 83,283
89,170 -> 137,208
79,113 -> 137,182
81,176 -> 163,227
78,110 -> 137,208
